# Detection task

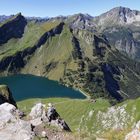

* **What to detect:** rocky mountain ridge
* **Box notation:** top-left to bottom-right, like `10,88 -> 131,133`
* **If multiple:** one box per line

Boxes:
93,7 -> 140,60
94,7 -> 140,27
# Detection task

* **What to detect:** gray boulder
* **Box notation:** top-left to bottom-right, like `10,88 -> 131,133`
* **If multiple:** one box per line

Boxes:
0,102 -> 34,140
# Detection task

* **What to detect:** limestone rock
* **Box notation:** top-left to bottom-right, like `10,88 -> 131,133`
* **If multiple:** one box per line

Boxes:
0,102 -> 34,140
29,103 -> 46,119
0,103 -> 17,129
0,120 -> 34,140
30,117 -> 43,126
29,103 -> 71,131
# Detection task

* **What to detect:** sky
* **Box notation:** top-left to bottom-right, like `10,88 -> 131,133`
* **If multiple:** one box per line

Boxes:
0,0 -> 140,17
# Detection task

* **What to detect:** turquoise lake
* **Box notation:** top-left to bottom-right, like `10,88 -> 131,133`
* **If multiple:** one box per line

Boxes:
0,74 -> 86,101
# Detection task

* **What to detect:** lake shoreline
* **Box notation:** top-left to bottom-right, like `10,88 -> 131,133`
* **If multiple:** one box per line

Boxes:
76,88 -> 90,99
0,74 -> 86,101
64,84 -> 90,99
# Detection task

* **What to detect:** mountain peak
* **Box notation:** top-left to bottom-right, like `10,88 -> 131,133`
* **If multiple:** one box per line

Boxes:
111,6 -> 131,11
94,6 -> 140,27
109,6 -> 140,16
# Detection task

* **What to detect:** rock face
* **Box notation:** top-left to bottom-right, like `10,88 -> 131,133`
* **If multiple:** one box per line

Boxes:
67,13 -> 96,31
29,103 -> 71,132
0,85 -> 17,107
103,27 -> 140,59
29,103 -> 46,119
46,103 -> 71,131
0,103 -> 34,140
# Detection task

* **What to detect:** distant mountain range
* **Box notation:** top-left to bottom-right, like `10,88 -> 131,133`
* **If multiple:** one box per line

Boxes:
0,7 -> 140,103
1,7 -> 140,60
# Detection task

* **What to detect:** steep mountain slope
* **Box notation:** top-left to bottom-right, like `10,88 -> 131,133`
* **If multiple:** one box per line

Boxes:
92,7 -> 140,60
0,13 -> 140,103
1,7 -> 140,60
0,13 -> 27,45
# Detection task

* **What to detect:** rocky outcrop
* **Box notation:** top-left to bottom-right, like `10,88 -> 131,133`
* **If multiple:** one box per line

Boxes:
29,103 -> 71,132
0,85 -> 16,107
0,102 -> 71,140
125,129 -> 140,140
78,103 -> 136,138
29,103 -> 46,120
0,103 -> 34,140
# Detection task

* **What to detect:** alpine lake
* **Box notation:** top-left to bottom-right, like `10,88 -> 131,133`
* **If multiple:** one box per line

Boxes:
0,74 -> 86,101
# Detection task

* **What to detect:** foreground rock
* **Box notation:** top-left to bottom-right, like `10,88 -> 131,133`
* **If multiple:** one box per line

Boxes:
125,121 -> 140,140
29,103 -> 71,132
0,84 -> 72,140
0,85 -> 17,107
0,102 -> 72,140
0,103 -> 34,140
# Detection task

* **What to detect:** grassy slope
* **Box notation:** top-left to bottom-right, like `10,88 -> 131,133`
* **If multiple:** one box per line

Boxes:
0,21 -> 60,60
17,97 -> 140,139
21,24 -> 75,80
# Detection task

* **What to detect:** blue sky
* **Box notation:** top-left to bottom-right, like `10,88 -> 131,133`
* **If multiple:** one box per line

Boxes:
0,0 -> 140,17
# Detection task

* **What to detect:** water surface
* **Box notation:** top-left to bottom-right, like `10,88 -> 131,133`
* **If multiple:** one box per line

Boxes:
0,74 -> 86,101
